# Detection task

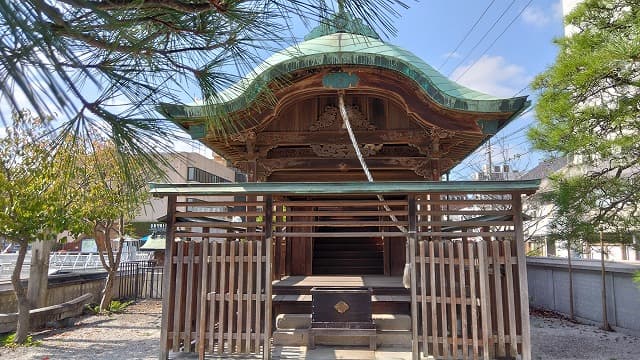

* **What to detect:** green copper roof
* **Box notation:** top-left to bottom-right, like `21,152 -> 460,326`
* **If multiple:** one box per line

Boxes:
160,28 -> 528,119
149,180 -> 540,196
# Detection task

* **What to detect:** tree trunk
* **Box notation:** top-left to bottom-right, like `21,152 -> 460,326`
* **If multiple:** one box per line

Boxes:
567,239 -> 574,321
11,241 -> 31,344
100,269 -> 116,311
98,219 -> 126,312
600,231 -> 612,331
634,234 -> 639,261
27,239 -> 52,308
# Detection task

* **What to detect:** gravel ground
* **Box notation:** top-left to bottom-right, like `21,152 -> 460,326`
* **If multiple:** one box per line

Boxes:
1,300 -> 163,360
530,313 -> 640,360
2,301 -> 640,359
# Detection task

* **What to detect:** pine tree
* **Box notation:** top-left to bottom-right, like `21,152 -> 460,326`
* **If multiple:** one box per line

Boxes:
531,0 -> 640,329
0,1 -> 407,172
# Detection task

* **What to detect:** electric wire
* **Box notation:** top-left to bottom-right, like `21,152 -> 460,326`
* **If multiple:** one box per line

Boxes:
438,0 -> 497,70
447,0 -> 517,77
455,0 -> 536,81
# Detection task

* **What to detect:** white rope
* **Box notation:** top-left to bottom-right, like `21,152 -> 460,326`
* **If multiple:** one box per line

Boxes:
338,93 -> 407,233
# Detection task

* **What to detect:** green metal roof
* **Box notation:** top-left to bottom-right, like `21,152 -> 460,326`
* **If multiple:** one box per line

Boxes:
159,25 -> 528,119
140,236 -> 167,251
149,180 -> 540,196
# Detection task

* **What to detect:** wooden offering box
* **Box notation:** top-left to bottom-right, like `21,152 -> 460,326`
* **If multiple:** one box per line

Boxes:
310,287 -> 376,349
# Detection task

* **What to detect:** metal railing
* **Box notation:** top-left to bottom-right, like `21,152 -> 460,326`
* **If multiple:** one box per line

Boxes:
117,260 -> 164,300
49,251 -> 152,272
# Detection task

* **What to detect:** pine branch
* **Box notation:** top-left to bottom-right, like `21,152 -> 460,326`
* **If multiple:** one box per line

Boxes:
59,0 -> 230,14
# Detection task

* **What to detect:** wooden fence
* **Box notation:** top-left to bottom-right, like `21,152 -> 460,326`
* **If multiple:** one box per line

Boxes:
413,240 -> 524,359
161,238 -> 272,358
160,196 -> 273,359
154,183 -> 536,360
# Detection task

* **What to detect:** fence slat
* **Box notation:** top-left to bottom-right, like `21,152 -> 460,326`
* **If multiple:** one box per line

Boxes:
478,241 -> 491,359
458,241 -> 468,360
469,242 -> 479,360
184,241 -> 196,351
504,241 -> 518,357
448,241 -> 458,357
429,241 -> 439,358
172,243 -> 185,353
198,239 -> 209,359
438,241 -> 449,358
208,242 -> 218,353
246,241 -> 255,352
492,241 -> 506,357
217,240 -> 227,354
254,241 -> 263,353
236,241 -> 245,353
227,241 -> 237,353
419,241 -> 429,358
194,252 -> 202,356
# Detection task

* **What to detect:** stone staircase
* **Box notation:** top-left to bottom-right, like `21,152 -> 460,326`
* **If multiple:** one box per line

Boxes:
313,236 -> 384,275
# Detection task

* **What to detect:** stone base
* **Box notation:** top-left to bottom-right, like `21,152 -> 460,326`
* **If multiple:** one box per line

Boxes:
273,330 -> 309,346
273,329 -> 412,347
274,313 -> 413,347
275,313 -> 411,331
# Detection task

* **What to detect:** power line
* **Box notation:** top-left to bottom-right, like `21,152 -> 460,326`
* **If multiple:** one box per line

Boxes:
447,0 -> 517,77
438,0 -> 497,70
512,85 -> 529,97
454,0 -> 535,82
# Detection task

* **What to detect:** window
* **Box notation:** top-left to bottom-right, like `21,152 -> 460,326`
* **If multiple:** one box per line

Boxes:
187,167 -> 231,183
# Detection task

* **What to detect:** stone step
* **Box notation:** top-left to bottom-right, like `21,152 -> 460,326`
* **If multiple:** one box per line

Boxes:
273,330 -> 308,346
275,313 -> 411,331
373,314 -> 411,331
276,313 -> 311,330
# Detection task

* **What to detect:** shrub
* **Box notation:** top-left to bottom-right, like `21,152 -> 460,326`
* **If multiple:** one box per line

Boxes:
84,300 -> 134,315
0,332 -> 41,348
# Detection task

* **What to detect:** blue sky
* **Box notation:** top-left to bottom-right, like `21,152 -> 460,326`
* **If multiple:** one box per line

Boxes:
388,0 -> 566,179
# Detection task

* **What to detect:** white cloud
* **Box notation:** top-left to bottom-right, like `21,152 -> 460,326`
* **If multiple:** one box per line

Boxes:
450,55 -> 529,97
522,2 -> 563,27
522,6 -> 551,26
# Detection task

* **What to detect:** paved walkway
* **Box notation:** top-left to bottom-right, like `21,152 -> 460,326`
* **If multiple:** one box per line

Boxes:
172,347 -> 412,360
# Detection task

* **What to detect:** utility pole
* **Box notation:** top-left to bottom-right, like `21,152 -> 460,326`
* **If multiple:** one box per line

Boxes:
600,231 -> 612,331
486,138 -> 493,180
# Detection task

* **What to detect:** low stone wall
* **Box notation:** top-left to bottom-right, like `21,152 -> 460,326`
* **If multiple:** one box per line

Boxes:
0,271 -> 137,314
527,257 -> 640,335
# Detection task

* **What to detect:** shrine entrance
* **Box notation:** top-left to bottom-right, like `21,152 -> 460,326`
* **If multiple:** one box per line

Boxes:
274,195 -> 408,277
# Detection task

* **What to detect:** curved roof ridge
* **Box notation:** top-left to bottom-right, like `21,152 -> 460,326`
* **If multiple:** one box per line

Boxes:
161,32 -> 528,118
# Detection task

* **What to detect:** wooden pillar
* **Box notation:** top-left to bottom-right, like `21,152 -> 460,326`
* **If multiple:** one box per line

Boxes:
513,192 -> 531,360
408,194 -> 419,360
247,159 -> 257,235
263,195 -> 273,360
160,195 -> 177,360
27,238 -> 52,308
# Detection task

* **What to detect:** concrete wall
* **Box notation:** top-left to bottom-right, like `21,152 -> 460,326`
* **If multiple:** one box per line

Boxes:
527,257 -> 640,335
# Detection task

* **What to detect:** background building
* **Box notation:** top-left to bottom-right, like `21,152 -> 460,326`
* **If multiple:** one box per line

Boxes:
131,151 -> 237,236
